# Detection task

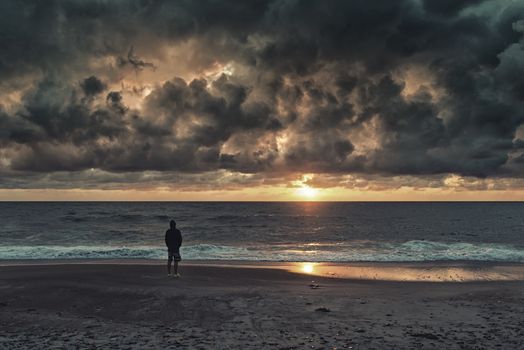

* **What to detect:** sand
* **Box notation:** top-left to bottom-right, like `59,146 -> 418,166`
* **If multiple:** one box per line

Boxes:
1,261 -> 524,349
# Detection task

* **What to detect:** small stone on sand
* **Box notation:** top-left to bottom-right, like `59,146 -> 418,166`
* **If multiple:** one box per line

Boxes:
315,307 -> 331,312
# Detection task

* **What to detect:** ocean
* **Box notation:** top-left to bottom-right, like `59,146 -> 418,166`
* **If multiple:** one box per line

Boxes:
1,202 -> 524,262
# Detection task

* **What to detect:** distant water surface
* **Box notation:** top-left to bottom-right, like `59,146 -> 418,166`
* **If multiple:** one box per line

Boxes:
1,202 -> 523,262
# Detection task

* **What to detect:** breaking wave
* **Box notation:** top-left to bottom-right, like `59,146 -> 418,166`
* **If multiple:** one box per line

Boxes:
0,240 -> 523,262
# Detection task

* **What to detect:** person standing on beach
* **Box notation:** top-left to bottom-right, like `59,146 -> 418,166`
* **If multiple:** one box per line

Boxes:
165,219 -> 182,277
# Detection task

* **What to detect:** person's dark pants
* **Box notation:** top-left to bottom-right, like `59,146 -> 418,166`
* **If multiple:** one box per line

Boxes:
167,248 -> 181,275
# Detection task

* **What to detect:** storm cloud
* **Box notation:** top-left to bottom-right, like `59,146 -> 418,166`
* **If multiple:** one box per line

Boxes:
0,0 -> 524,191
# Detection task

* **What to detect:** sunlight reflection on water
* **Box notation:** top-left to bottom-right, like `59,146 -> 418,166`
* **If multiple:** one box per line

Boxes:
290,262 -> 524,282
301,262 -> 316,274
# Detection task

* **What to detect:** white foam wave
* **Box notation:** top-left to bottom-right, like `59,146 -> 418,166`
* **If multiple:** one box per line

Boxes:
0,241 -> 523,262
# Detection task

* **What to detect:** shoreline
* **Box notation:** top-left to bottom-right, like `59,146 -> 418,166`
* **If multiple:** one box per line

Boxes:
3,258 -> 524,265
2,259 -> 524,282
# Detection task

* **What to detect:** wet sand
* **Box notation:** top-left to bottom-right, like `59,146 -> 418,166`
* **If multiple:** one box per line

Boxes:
1,261 -> 524,349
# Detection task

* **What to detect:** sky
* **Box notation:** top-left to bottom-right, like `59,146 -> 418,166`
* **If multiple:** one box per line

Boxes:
1,0 -> 524,201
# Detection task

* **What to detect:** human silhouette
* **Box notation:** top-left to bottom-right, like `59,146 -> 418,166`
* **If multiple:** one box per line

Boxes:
165,219 -> 182,277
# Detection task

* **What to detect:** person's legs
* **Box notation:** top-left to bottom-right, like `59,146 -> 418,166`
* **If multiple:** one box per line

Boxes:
167,255 -> 173,275
174,261 -> 179,275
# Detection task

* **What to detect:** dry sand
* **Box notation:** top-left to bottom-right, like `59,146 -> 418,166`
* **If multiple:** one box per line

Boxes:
1,261 -> 524,349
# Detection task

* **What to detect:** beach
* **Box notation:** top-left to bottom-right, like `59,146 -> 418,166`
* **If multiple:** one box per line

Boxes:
1,261 -> 524,349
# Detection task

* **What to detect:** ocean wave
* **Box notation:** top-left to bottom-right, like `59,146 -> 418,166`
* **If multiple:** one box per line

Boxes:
59,213 -> 173,223
206,215 -> 249,221
0,240 -> 523,262
62,216 -> 90,223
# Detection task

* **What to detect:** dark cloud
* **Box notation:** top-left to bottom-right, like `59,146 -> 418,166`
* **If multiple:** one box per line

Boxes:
117,46 -> 156,71
0,0 -> 524,190
80,76 -> 107,96
422,0 -> 487,16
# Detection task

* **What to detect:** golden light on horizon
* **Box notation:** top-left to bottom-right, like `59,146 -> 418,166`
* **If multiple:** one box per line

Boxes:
296,185 -> 319,199
292,174 -> 320,200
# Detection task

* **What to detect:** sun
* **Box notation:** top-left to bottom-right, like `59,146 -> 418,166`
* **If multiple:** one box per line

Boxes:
296,185 -> 319,199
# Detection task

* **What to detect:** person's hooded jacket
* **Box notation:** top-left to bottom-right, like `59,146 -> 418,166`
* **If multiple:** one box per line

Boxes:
165,220 -> 182,249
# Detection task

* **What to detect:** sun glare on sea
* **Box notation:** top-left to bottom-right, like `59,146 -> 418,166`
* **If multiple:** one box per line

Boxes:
296,185 -> 319,199
302,263 -> 315,274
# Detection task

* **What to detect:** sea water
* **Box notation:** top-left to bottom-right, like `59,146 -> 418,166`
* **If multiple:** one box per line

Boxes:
1,202 -> 523,262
